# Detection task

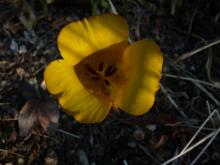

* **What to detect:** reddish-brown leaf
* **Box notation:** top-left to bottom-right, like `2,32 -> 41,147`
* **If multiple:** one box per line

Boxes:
18,100 -> 38,137
38,99 -> 59,133
18,99 -> 60,138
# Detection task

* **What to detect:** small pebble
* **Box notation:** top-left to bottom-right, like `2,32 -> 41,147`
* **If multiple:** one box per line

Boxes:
133,129 -> 145,141
127,141 -> 136,148
78,149 -> 89,165
44,151 -> 58,165
146,124 -> 157,131
5,162 -> 13,165
41,80 -> 46,90
10,39 -> 18,52
18,157 -> 25,165
19,45 -> 27,54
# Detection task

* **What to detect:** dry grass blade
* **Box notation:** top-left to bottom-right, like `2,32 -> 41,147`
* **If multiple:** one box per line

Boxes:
137,143 -> 161,164
192,82 -> 220,106
19,0 -> 37,30
0,102 -> 10,106
181,110 -> 218,154
163,72 -> 220,106
175,39 -> 220,62
190,128 -> 220,165
123,160 -> 129,165
163,73 -> 220,89
0,149 -> 24,158
171,148 -> 179,165
162,129 -> 219,165
107,0 -> 132,43
162,109 -> 220,165
56,129 -> 80,139
206,101 -> 215,127
160,83 -> 188,119
107,0 -> 118,14
205,49 -> 213,82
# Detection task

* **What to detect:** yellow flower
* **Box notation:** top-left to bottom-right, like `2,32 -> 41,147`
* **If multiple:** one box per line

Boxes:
44,13 -> 163,123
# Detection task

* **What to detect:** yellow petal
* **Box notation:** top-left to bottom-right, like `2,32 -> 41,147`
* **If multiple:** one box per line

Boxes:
58,13 -> 129,65
44,59 -> 82,95
59,86 -> 111,123
44,59 -> 112,123
120,40 -> 163,115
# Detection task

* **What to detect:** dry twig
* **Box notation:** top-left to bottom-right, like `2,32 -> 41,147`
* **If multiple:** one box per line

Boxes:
0,149 -> 24,158
163,73 -> 220,89
162,109 -> 220,165
175,39 -> 220,62
160,83 -> 188,119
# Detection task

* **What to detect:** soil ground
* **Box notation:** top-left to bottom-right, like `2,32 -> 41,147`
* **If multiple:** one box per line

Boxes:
1,0 -> 220,164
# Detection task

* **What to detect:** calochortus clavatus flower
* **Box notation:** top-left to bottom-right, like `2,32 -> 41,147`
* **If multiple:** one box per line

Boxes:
44,13 -> 163,123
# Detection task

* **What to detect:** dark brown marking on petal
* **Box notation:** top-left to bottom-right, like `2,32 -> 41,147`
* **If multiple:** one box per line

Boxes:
104,65 -> 117,77
104,79 -> 110,86
98,62 -> 104,71
89,76 -> 101,81
84,64 -> 98,75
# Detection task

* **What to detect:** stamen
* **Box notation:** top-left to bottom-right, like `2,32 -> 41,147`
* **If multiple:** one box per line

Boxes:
104,65 -> 117,77
98,62 -> 104,71
84,64 -> 98,75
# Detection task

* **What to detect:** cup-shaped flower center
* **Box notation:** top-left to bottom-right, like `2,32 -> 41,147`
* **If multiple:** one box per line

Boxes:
74,41 -> 128,103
